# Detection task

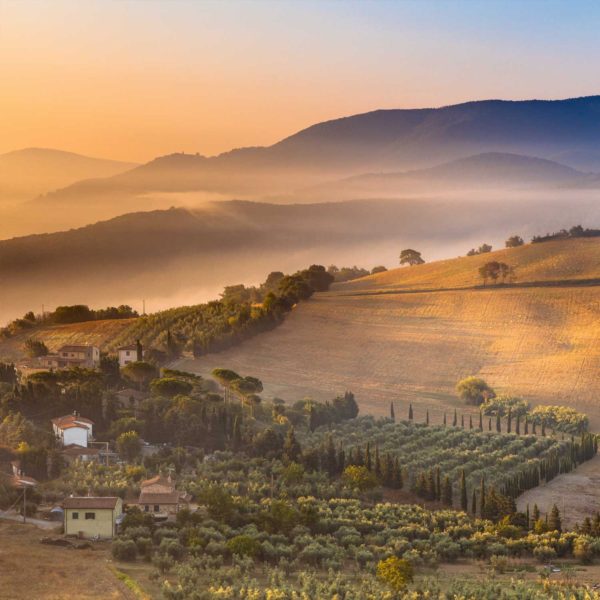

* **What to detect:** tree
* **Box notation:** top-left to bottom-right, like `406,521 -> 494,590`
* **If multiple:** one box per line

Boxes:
376,556 -> 414,591
283,427 -> 302,463
150,377 -> 193,398
505,235 -> 524,248
442,475 -> 453,506
479,261 -> 512,285
459,470 -> 468,512
548,504 -> 562,532
371,265 -> 387,274
116,431 -> 142,462
122,361 -> 158,390
390,402 -> 395,422
342,465 -> 378,491
408,404 -> 413,420
456,376 -> 495,406
399,249 -> 425,266
23,339 -> 48,358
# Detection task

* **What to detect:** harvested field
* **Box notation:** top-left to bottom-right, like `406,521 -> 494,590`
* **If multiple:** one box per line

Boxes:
0,521 -> 136,599
517,453 -> 600,528
176,239 -> 600,427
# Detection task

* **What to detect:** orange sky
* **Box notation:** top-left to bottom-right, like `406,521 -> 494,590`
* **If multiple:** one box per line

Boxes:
1,0 -> 599,162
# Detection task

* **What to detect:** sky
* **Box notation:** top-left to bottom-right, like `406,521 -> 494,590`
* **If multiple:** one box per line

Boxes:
2,0 -> 600,162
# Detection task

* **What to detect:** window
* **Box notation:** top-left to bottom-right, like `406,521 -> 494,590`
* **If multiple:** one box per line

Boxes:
154,505 -> 160,512
72,512 -> 79,520
144,505 -> 149,512
85,512 -> 95,520
126,351 -> 130,356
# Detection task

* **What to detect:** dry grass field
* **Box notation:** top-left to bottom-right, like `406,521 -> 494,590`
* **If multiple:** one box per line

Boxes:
0,318 -> 135,363
176,239 -> 600,427
0,521 -> 137,600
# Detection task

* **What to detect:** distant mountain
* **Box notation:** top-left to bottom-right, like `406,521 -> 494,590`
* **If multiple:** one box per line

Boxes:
36,96 -> 600,208
304,152 -> 590,200
0,148 -> 137,201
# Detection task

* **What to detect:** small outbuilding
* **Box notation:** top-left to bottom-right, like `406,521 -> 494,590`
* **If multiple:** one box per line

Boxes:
63,496 -> 122,539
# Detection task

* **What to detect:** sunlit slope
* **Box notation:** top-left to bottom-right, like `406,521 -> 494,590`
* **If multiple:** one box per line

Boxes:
336,238 -> 600,293
176,239 -> 600,427
0,319 -> 135,362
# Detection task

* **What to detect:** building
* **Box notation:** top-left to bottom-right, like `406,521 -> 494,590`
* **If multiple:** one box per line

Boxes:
117,341 -> 143,367
63,496 -> 122,539
61,444 -> 101,464
52,413 -> 94,448
39,345 -> 100,369
135,474 -> 191,519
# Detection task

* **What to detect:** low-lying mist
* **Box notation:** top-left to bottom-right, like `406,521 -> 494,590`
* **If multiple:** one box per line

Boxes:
0,193 -> 598,324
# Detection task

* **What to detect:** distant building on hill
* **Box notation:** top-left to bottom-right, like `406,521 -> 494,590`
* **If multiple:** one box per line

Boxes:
63,496 -> 122,539
39,344 -> 100,369
117,340 -> 143,367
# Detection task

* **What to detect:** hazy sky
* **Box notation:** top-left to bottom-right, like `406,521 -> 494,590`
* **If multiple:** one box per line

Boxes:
2,0 -> 600,162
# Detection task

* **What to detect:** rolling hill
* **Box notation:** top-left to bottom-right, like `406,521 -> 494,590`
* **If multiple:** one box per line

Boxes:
170,238 -> 600,428
1,197 -> 598,325
304,152 -> 589,200
0,147 -> 136,202
34,96 -> 600,210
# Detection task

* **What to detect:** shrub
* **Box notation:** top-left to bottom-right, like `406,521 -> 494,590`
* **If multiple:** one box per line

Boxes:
376,556 -> 414,591
226,535 -> 261,558
112,538 -> 138,561
533,544 -> 557,563
456,376 -> 495,406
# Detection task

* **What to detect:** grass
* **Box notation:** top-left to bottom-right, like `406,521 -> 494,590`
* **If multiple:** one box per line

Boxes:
0,521 -> 136,599
174,239 -> 600,428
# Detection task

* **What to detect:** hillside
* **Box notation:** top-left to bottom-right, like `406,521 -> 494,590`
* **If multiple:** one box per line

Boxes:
0,148 -> 136,201
173,239 -> 600,427
35,96 -> 600,208
304,152 -> 590,200
0,319 -> 135,363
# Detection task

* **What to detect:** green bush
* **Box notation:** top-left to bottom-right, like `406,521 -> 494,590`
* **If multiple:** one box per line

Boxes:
112,538 -> 138,561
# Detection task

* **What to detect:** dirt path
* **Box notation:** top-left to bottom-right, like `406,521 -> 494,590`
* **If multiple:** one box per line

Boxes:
517,453 -> 600,528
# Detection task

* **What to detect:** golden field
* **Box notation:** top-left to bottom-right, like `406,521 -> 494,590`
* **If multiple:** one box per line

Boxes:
176,239 -> 600,427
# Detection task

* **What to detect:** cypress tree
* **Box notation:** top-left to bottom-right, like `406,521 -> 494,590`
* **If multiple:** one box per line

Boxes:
390,401 -> 396,422
515,414 -> 521,435
461,414 -> 465,429
496,412 -> 501,433
365,442 -> 372,471
471,489 -> 477,515
426,410 -> 430,426
532,503 -> 540,525
459,469 -> 468,512
337,444 -> 346,473
488,417 -> 492,431
443,413 -> 447,426
479,411 -> 483,430
408,403 -> 413,421
394,457 -> 403,489
383,453 -> 393,486
479,476 -> 486,514
541,421 -> 546,437
426,469 -> 436,501
526,504 -> 530,529
374,445 -> 382,478
548,504 -> 562,532
532,420 -> 537,435
507,407 -> 512,433
232,416 -> 242,451
469,415 -> 473,430
452,409 -> 457,427
524,417 -> 529,434
442,475 -> 453,506
324,434 -> 337,475
435,466 -> 441,501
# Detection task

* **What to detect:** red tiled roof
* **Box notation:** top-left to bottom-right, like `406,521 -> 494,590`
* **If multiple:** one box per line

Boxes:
52,414 -> 94,429
141,475 -> 172,489
61,445 -> 100,456
138,491 -> 182,505
63,496 -> 119,509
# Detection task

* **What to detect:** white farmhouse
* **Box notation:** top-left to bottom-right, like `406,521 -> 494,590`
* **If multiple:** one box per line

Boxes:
117,341 -> 143,367
52,413 -> 94,448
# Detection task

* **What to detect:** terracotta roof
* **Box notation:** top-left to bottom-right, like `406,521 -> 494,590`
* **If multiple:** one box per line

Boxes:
63,496 -> 120,509
138,491 -> 182,505
11,475 -> 37,488
52,414 -> 94,429
58,345 -> 96,352
62,444 -> 100,456
117,345 -> 137,351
